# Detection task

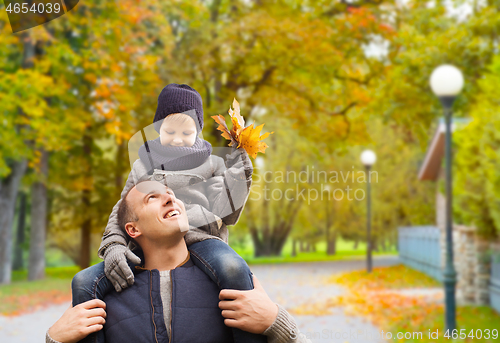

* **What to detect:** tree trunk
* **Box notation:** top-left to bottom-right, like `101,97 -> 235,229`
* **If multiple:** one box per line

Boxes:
250,222 -> 291,257
291,239 -> 297,257
372,237 -> 379,252
209,0 -> 224,146
393,231 -> 398,251
0,31 -> 34,284
252,240 -> 286,257
79,133 -> 93,269
13,191 -> 27,271
325,199 -> 335,255
0,159 -> 28,284
249,195 -> 302,257
115,140 -> 125,198
327,230 -> 337,255
28,150 -> 49,281
80,201 -> 91,269
380,238 -> 387,252
353,239 -> 359,250
250,229 -> 288,257
299,241 -> 305,252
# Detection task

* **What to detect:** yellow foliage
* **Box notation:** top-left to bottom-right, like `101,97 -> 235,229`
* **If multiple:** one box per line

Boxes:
212,98 -> 273,159
238,123 -> 272,159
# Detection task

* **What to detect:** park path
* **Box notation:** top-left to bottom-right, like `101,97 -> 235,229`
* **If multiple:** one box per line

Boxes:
0,255 -> 399,343
251,256 -> 400,343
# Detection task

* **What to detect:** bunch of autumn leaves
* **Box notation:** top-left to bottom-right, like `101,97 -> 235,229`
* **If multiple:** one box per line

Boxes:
212,99 -> 273,159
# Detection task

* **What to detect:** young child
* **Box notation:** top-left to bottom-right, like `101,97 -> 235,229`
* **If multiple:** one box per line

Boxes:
71,84 -> 265,343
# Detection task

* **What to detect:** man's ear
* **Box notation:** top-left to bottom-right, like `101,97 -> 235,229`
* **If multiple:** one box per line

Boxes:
125,222 -> 141,240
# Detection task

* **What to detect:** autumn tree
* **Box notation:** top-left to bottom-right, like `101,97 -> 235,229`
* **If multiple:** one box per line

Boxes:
454,55 -> 500,240
369,0 -> 500,142
1,0 -> 172,276
43,0 -> 171,268
0,14 -> 62,282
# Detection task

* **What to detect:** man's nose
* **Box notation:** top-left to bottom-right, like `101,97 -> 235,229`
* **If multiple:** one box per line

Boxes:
161,190 -> 176,205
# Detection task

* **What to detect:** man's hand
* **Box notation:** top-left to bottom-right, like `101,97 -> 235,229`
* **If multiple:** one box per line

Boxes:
48,299 -> 107,343
219,275 -> 278,334
104,244 -> 142,292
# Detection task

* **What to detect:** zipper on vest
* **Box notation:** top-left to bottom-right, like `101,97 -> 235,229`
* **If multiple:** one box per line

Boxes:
149,270 -> 159,343
168,269 -> 173,343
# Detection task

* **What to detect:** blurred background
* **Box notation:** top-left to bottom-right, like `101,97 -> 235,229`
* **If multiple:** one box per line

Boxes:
1,0 -> 500,342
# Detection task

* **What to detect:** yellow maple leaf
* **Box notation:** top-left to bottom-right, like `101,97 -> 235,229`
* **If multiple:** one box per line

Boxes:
211,114 -> 236,145
212,98 -> 273,158
228,98 -> 245,128
238,123 -> 273,158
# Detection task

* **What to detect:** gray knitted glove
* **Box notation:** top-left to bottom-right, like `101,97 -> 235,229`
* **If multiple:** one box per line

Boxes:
103,244 -> 142,292
226,148 -> 253,179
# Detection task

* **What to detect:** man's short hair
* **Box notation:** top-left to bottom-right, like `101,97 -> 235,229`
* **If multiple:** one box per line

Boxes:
117,187 -> 139,235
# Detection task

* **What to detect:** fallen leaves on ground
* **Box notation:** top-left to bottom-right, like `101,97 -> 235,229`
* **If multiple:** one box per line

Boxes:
290,288 -> 443,328
0,284 -> 71,316
335,289 -> 443,330
290,264 -> 445,341
328,264 -> 441,290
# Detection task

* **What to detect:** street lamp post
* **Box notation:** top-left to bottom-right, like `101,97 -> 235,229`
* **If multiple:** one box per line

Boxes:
430,64 -> 464,333
361,150 -> 376,273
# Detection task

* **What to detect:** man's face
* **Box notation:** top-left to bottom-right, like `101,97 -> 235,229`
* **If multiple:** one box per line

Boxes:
125,181 -> 189,243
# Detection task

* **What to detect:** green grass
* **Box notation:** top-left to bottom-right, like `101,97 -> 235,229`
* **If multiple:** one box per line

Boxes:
389,304 -> 500,343
230,235 -> 398,264
245,250 -> 397,264
454,306 -> 500,342
11,266 -> 81,282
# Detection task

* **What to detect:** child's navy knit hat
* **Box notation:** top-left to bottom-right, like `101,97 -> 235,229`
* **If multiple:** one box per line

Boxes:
153,84 -> 204,133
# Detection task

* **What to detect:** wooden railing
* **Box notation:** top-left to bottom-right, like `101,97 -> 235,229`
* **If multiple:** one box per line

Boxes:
398,226 -> 442,281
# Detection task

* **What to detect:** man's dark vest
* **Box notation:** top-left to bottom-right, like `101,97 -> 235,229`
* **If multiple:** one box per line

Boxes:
103,258 -> 234,343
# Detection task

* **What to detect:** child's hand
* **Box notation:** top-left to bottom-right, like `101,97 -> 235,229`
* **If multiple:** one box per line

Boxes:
225,148 -> 252,179
103,245 -> 142,292
225,148 -> 246,169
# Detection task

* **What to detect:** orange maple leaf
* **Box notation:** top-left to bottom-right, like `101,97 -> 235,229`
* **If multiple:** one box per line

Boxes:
238,123 -> 272,159
212,114 -> 237,146
211,98 -> 273,158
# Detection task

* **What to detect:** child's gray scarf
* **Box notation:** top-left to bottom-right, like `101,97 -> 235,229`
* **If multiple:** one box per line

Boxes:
138,137 -> 212,173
